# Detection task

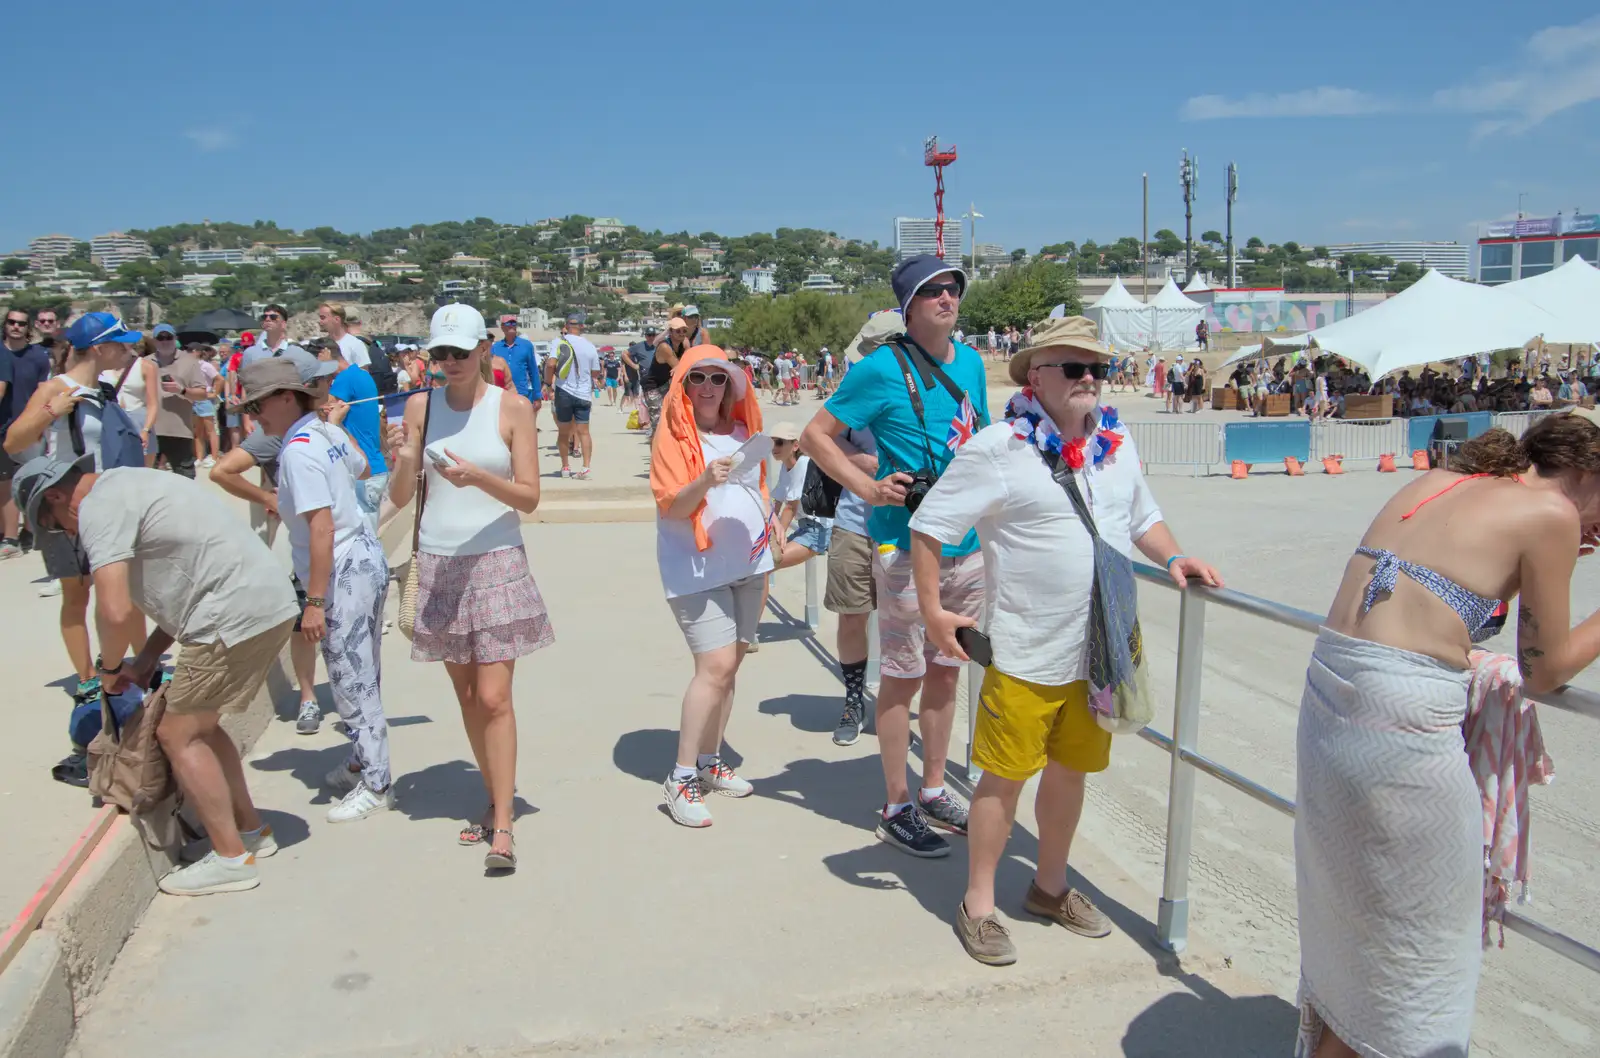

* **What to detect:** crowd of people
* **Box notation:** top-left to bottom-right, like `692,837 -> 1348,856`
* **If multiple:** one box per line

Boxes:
6,248 -> 1593,1056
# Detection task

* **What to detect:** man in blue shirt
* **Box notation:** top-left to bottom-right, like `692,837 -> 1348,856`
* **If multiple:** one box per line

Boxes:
802,254 -> 989,858
494,316 -> 541,432
1,306 -> 54,557
318,342 -> 389,534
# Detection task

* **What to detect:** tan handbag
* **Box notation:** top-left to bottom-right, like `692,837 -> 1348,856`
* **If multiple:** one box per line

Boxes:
397,392 -> 433,640
88,682 -> 176,815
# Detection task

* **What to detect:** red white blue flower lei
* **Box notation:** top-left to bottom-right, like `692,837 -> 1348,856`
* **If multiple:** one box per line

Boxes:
1004,389 -> 1123,471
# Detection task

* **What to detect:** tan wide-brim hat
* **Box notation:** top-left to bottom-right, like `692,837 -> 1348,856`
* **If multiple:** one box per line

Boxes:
1009,315 -> 1110,386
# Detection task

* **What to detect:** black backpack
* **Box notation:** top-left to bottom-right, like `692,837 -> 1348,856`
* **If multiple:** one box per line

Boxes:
361,336 -> 397,394
800,458 -> 843,518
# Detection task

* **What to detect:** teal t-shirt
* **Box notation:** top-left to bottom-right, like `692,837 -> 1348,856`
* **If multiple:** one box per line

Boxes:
824,338 -> 989,555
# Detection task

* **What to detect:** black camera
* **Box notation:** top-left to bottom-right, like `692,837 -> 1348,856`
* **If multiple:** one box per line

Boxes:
902,468 -> 940,513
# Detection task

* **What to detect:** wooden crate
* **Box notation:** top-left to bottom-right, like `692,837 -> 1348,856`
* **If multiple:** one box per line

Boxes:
1211,387 -> 1246,411
1263,393 -> 1292,417
1343,394 -> 1393,420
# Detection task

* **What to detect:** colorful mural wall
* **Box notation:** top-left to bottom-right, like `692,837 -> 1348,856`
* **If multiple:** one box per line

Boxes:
1193,292 -> 1385,333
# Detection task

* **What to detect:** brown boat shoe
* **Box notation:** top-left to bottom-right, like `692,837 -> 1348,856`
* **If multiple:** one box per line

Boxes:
956,902 -> 1018,966
1024,881 -> 1112,938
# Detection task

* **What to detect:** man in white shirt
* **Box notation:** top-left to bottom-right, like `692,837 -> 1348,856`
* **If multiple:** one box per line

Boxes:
908,315 -> 1222,966
317,302 -> 369,368
544,312 -> 602,479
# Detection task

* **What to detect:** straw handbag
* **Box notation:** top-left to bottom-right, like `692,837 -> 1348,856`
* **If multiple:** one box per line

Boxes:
397,394 -> 433,640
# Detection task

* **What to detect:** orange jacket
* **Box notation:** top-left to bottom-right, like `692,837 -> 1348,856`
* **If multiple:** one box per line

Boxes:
649,345 -> 767,552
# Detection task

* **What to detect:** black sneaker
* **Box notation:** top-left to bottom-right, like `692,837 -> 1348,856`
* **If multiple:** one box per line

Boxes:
833,702 -> 864,746
875,804 -> 950,858
51,752 -> 89,787
919,790 -> 970,835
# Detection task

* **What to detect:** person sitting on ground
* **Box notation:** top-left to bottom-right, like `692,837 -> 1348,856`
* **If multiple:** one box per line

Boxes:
15,453 -> 297,896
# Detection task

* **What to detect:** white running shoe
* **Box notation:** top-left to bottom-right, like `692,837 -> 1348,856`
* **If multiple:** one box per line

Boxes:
697,757 -> 754,798
324,762 -> 361,795
663,773 -> 713,827
159,851 -> 259,896
37,579 -> 62,597
327,781 -> 395,824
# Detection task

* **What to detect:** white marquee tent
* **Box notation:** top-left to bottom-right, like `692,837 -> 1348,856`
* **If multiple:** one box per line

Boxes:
1301,269 -> 1561,378
1087,277 -> 1156,350
1499,257 -> 1600,345
1150,278 -> 1205,350
1182,274 -> 1212,294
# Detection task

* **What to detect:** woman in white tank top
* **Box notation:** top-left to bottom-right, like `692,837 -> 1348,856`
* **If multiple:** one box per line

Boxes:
385,303 -> 552,872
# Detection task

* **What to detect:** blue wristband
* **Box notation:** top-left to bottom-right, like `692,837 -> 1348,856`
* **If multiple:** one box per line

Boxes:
1166,554 -> 1186,570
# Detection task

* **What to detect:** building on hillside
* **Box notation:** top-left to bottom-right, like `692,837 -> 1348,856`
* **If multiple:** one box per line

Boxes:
556,246 -> 591,259
741,266 -> 777,295
1324,241 -> 1470,279
616,260 -> 654,276
446,253 -> 490,270
1475,213 -> 1599,285
585,217 -> 625,241
893,216 -> 965,264
273,245 -> 334,260
438,278 -> 484,297
515,307 -> 553,331
328,260 -> 382,292
679,276 -> 723,296
623,292 -> 667,308
183,248 -> 245,266
647,280 -> 672,294
90,232 -> 153,270
378,260 -> 421,277
704,316 -> 733,331
619,249 -> 656,264
535,228 -> 559,243
973,242 -> 1005,264
28,234 -> 77,269
523,267 -> 559,285
799,273 -> 845,294
580,253 -> 602,269
689,247 -> 723,262
532,217 -> 562,228
700,258 -> 723,274
163,274 -> 223,296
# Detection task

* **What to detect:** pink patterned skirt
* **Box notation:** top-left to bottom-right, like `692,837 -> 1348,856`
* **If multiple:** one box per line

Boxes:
411,545 -> 556,665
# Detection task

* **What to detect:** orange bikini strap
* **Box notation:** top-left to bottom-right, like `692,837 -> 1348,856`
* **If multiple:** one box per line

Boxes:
1398,472 -> 1514,520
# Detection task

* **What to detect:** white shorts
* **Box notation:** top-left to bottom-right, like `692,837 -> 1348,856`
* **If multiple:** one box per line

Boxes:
667,575 -> 765,654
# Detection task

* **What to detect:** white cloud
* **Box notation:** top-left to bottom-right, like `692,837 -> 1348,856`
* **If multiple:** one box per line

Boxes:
1183,16 -> 1600,136
184,127 -> 238,152
1181,87 -> 1389,120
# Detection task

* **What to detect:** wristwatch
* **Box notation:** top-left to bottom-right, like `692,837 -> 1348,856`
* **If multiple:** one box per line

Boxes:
96,656 -> 123,675
303,597 -> 327,609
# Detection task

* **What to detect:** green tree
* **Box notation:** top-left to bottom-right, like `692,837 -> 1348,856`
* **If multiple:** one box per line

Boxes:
1153,229 -> 1183,256
960,259 -> 1081,332
1246,236 -> 1265,250
1200,230 -> 1223,245
1,259 -> 28,277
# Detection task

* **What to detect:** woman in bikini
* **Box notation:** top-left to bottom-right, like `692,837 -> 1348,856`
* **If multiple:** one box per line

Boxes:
1294,415 -> 1600,1058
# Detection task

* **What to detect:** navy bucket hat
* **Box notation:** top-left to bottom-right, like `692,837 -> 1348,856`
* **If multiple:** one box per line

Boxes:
891,254 -> 967,317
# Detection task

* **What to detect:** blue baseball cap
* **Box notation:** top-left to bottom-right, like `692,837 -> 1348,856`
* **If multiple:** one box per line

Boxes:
891,254 -> 966,317
152,323 -> 177,338
62,313 -> 142,350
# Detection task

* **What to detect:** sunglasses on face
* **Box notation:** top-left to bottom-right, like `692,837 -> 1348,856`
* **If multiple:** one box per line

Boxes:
261,312 -> 283,321
686,370 -> 729,388
913,281 -> 962,300
1036,361 -> 1109,381
428,347 -> 473,362
5,318 -> 28,327
156,335 -> 176,342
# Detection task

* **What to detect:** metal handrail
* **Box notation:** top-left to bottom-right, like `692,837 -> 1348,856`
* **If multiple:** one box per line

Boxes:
1127,560 -> 1600,975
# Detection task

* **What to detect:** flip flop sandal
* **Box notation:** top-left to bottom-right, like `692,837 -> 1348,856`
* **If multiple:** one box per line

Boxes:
483,829 -> 516,871
459,807 -> 493,846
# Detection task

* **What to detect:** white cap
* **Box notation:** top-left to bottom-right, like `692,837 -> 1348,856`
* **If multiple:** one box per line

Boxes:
426,303 -> 488,351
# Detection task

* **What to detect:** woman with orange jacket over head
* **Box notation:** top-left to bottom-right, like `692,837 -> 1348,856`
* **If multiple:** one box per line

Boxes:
650,345 -> 774,828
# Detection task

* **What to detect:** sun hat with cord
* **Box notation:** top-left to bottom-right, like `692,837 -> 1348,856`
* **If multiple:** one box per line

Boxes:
1008,315 -> 1110,386
890,253 -> 966,317
13,454 -> 79,536
649,345 -> 767,553
239,356 -> 320,405
845,308 -> 906,364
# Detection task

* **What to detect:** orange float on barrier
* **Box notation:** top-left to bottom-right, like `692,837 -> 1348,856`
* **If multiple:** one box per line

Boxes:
1412,450 -> 1431,471
1230,460 -> 1250,479
1377,453 -> 1397,472
1322,455 -> 1345,475
1285,456 -> 1305,476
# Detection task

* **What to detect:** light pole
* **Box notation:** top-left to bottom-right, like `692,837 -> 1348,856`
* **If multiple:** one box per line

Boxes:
963,205 -> 983,276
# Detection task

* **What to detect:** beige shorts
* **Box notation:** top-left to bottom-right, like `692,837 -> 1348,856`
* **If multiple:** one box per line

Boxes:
824,528 -> 877,615
667,575 -> 766,654
166,619 -> 294,716
873,548 -> 985,680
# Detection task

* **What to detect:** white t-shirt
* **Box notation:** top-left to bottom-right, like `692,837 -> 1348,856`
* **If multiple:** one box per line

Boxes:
776,358 -> 793,380
831,426 -> 877,537
275,413 -> 371,583
337,333 -> 370,368
656,426 -> 776,598
909,420 -> 1163,686
554,334 -> 600,401
774,454 -> 833,527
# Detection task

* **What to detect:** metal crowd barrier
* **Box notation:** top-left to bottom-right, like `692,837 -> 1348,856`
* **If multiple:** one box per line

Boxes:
1492,409 -> 1560,439
1125,421 -> 1225,475
1309,417 -> 1407,465
1126,561 -> 1600,975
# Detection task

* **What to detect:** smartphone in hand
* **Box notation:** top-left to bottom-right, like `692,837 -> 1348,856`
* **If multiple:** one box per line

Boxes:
955,626 -> 994,667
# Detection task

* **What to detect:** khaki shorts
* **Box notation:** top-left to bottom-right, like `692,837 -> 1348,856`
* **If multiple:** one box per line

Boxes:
824,528 -> 876,614
874,547 -> 984,680
166,619 -> 294,716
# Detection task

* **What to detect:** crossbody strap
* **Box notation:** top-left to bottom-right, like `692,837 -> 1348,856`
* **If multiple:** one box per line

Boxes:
886,342 -> 940,473
1043,449 -> 1100,540
410,391 -> 434,554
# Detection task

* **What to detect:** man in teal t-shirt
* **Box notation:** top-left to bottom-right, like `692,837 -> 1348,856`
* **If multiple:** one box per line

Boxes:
801,254 -> 988,859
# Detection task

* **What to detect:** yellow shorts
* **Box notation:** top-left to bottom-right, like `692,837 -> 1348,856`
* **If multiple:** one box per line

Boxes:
973,670 -> 1111,780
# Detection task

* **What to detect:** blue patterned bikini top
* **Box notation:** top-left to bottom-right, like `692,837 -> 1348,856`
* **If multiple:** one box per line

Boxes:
1354,472 -> 1509,643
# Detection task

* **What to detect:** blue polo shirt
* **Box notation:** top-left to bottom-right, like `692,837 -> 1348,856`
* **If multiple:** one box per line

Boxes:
0,342 -> 51,430
493,336 -> 540,401
824,338 -> 989,555
329,364 -> 387,475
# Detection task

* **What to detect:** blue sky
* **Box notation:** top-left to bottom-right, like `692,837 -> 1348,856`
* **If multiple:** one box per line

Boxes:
5,1 -> 1597,253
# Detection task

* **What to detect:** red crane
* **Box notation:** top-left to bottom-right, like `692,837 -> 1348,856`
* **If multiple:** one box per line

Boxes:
923,136 -> 958,259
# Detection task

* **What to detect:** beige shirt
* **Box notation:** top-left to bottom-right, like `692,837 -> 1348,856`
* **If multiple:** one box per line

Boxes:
77,468 -> 299,646
152,352 -> 208,438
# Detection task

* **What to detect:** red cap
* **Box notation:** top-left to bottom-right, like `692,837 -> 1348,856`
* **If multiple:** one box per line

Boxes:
240,331 -> 256,347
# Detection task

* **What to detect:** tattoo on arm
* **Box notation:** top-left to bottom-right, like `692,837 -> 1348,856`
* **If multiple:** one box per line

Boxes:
1517,645 -> 1545,678
1518,604 -> 1539,633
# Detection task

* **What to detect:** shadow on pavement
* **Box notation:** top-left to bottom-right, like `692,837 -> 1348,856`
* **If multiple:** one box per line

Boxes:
249,744 -> 354,803
1120,968 -> 1298,1057
390,759 -> 538,825
612,728 -> 744,783
758,693 -> 845,735
256,807 -> 311,851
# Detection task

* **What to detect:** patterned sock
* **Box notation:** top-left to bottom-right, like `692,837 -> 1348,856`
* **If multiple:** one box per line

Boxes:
841,660 -> 868,710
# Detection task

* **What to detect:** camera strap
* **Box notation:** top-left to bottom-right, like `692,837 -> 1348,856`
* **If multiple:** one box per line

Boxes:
887,342 -> 940,472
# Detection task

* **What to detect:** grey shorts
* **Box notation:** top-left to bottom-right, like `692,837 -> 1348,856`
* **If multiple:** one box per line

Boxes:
667,574 -> 765,654
39,529 -> 90,580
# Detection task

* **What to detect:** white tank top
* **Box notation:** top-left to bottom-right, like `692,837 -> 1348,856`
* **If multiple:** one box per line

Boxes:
116,358 -> 150,416
417,384 -> 522,556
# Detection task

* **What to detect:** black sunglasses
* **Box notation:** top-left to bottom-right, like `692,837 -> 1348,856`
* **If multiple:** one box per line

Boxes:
4,318 -> 28,327
913,281 -> 962,300
1036,361 -> 1110,381
685,370 -> 729,387
261,312 -> 283,321
428,347 -> 474,362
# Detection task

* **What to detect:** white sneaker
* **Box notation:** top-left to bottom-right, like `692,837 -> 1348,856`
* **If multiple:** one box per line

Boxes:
663,773 -> 713,827
697,757 -> 754,798
200,457 -> 216,469
37,579 -> 62,597
324,762 -> 361,795
327,781 -> 395,824
159,851 -> 259,896
179,824 -> 279,864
